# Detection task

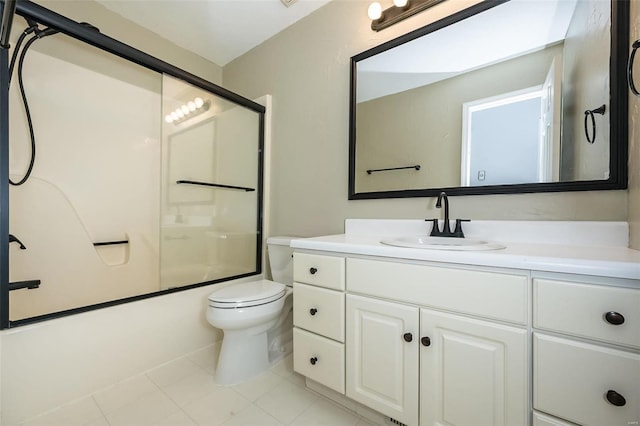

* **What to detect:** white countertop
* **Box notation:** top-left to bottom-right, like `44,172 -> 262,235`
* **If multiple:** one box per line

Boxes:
289,220 -> 640,281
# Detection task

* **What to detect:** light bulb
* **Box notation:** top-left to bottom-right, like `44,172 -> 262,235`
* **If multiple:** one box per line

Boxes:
181,105 -> 190,114
170,112 -> 179,121
194,97 -> 204,108
165,115 -> 173,123
368,2 -> 383,20
393,0 -> 408,7
176,109 -> 185,118
188,101 -> 196,111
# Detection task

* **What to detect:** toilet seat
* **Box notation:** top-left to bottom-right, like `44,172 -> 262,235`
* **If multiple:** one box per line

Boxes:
208,280 -> 286,309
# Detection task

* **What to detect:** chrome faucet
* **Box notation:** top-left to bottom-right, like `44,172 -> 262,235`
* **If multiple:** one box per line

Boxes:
427,192 -> 469,238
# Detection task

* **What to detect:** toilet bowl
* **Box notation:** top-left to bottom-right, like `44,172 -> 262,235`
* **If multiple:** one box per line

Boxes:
206,236 -> 295,385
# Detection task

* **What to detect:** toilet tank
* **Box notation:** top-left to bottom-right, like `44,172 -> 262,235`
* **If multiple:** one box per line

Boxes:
266,236 -> 295,285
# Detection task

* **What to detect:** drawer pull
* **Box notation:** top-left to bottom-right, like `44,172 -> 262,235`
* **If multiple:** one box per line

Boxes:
310,356 -> 318,365
403,332 -> 413,343
309,308 -> 318,316
605,390 -> 626,407
604,311 -> 625,325
421,336 -> 431,347
309,267 -> 318,275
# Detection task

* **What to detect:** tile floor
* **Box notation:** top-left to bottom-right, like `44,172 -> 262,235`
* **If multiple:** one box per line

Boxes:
19,347 -> 377,426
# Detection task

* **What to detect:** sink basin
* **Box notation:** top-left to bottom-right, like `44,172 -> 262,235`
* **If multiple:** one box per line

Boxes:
380,236 -> 505,251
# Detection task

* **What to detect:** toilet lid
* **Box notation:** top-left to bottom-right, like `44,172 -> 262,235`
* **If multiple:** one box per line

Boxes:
208,280 -> 286,308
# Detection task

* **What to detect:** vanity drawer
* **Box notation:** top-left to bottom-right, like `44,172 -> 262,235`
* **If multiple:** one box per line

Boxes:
347,258 -> 528,324
533,333 -> 640,426
294,253 -> 345,290
293,327 -> 345,394
293,282 -> 345,342
534,279 -> 640,348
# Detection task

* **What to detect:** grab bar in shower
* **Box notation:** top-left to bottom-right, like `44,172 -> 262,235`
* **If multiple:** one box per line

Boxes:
176,180 -> 255,192
366,165 -> 421,174
9,279 -> 41,291
93,240 -> 129,247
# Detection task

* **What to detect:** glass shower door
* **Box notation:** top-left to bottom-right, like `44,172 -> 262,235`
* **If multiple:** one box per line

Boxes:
160,75 -> 262,289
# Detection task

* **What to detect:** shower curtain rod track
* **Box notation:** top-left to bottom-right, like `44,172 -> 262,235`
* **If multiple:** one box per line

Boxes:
11,0 -> 265,114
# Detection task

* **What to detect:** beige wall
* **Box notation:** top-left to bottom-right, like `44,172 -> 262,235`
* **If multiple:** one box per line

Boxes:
223,0 -> 628,239
630,1 -> 640,249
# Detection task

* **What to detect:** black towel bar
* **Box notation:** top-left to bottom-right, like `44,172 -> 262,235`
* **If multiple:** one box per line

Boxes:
93,240 -> 129,247
176,180 -> 255,192
366,165 -> 421,175
9,280 -> 41,291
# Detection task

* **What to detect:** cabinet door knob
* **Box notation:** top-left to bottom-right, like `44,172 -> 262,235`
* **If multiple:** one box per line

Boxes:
606,390 -> 626,406
310,356 -> 318,365
604,311 -> 625,325
421,336 -> 431,347
309,308 -> 318,316
403,333 -> 413,342
309,267 -> 318,275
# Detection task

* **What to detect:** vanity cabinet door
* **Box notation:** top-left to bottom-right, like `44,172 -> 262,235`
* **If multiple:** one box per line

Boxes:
420,309 -> 528,426
346,294 -> 419,426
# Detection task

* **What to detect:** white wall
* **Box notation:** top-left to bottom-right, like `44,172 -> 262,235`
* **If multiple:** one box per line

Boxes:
223,0 -> 627,239
1,2 -> 237,424
8,44 -> 161,319
1,285 -> 225,425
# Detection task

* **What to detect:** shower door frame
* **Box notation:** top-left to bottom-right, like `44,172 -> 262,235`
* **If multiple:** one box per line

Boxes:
0,0 -> 266,329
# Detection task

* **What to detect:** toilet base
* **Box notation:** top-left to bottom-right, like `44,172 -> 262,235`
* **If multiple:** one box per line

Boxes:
215,329 -> 270,385
212,289 -> 294,385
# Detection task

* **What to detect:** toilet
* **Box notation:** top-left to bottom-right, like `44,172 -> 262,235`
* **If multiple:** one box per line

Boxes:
206,236 -> 295,385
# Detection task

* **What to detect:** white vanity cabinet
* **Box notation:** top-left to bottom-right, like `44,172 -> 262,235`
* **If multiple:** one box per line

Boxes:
291,244 -> 639,426
532,278 -> 640,426
292,252 -> 346,393
345,258 -> 529,426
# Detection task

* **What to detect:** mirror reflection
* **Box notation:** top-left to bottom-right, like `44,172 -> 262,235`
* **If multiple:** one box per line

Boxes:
351,0 -> 625,197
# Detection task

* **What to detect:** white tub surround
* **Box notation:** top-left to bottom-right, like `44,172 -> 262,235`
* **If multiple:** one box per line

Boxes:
290,219 -> 639,280
290,220 -> 639,426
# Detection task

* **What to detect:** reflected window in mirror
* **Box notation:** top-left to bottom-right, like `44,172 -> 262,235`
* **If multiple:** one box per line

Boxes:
348,0 -> 628,199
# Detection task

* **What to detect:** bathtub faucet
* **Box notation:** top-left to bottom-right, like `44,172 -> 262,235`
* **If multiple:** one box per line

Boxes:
9,234 -> 26,249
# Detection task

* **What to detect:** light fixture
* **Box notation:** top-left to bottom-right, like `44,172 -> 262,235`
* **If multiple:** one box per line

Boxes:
164,97 -> 211,125
368,0 -> 446,32
367,2 -> 383,20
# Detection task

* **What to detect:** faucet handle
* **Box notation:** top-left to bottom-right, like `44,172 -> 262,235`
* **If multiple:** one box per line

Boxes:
453,219 -> 470,238
426,218 -> 441,236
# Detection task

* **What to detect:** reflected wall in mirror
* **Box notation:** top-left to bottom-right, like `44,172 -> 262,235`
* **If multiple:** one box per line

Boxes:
349,0 -> 628,199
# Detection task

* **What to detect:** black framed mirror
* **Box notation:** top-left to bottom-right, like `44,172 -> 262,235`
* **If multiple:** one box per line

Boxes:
349,0 -> 628,200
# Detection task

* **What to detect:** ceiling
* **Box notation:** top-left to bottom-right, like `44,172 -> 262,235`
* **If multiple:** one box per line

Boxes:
95,0 -> 331,66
